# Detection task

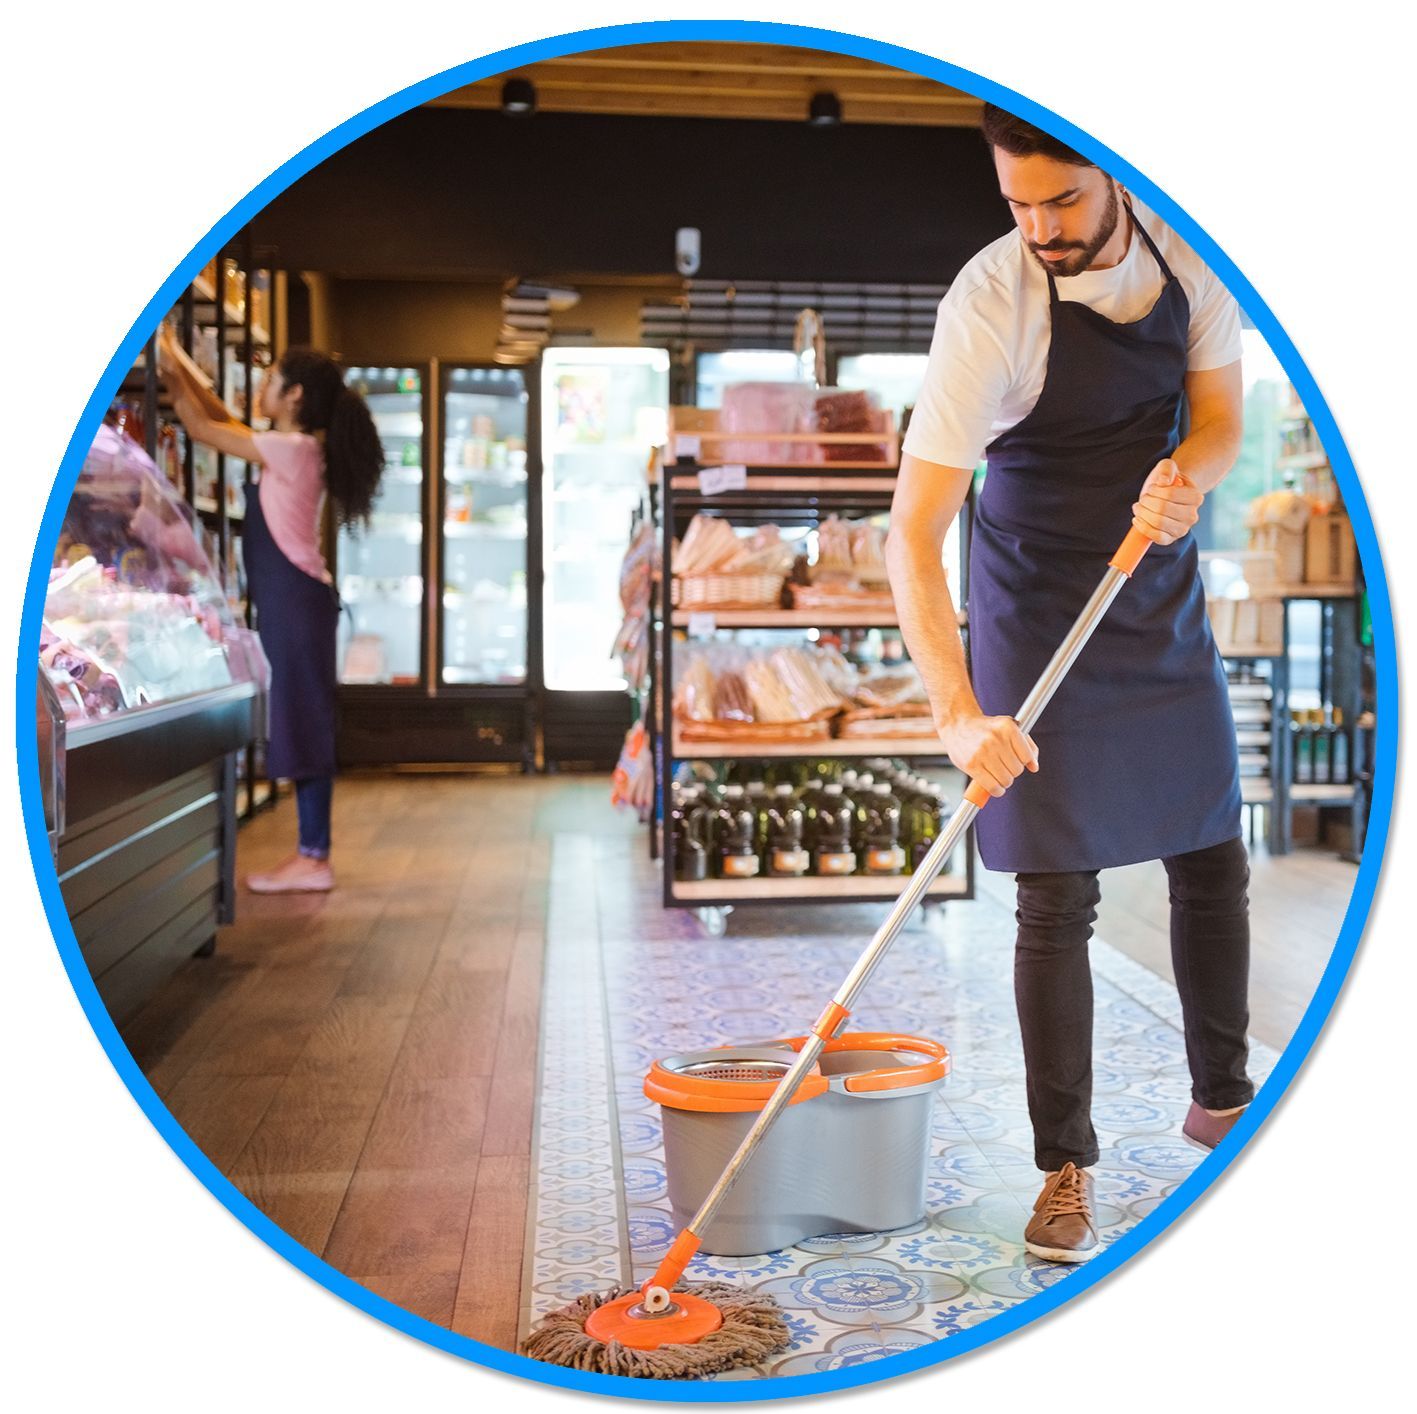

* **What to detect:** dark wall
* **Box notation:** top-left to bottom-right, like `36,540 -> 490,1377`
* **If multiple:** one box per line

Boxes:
251,107 -> 1011,284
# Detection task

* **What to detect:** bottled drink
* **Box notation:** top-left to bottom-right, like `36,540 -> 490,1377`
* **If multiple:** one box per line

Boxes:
847,772 -> 875,856
1292,709 -> 1313,785
713,784 -> 760,879
1311,708 -> 1331,785
910,786 -> 945,875
862,782 -> 905,875
1331,707 -> 1350,784
812,783 -> 857,877
746,779 -> 771,855
766,784 -> 809,877
671,786 -> 707,882
896,775 -> 924,870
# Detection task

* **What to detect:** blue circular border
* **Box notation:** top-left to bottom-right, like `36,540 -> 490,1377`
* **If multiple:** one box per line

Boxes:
13,18 -> 1397,1403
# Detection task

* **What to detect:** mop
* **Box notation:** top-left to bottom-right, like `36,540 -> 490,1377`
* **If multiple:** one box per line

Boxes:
523,526 -> 1159,1378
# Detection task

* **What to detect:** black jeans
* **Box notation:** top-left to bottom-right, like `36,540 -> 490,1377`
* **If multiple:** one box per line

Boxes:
1014,835 -> 1255,1172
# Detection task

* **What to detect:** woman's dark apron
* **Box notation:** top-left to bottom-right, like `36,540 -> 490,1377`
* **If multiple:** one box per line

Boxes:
242,478 -> 339,781
969,207 -> 1241,873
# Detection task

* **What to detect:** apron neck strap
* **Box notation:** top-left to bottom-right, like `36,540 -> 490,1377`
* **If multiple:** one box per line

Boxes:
1044,196 -> 1176,302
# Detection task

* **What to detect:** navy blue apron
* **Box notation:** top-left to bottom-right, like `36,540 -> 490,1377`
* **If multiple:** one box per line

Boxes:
242,478 -> 339,781
969,205 -> 1241,873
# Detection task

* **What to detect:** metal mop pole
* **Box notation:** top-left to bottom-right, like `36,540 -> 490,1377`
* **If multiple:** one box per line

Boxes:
638,528 -> 1156,1310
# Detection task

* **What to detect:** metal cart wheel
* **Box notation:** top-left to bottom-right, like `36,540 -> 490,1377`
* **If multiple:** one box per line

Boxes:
696,906 -> 732,937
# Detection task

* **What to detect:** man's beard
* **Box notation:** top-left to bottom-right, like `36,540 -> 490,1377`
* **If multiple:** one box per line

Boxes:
1028,183 -> 1121,278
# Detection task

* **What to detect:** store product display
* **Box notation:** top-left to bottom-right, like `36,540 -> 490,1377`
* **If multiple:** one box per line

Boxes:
673,641 -> 931,743
672,514 -> 795,610
42,424 -> 264,722
668,761 -> 949,882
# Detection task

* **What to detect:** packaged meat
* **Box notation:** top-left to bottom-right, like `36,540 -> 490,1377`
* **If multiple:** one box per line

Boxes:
718,381 -> 817,463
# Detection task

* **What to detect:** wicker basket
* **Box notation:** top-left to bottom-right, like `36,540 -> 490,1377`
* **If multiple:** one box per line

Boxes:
674,573 -> 787,610
835,705 -> 937,740
789,583 -> 895,613
676,716 -> 835,744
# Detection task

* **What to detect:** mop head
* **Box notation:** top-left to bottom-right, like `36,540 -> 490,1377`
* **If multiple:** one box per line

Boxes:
521,1282 -> 790,1379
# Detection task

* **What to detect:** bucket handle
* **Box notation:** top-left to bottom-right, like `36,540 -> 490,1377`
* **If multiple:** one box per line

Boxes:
778,1031 -> 950,1093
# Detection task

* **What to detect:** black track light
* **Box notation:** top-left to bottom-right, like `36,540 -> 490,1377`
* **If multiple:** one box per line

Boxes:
501,78 -> 536,116
808,91 -> 842,126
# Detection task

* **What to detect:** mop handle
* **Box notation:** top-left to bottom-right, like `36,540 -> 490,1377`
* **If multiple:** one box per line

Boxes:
644,526 -> 1154,1297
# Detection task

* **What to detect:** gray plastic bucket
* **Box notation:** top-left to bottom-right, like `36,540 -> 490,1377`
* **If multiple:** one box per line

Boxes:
648,1034 -> 948,1256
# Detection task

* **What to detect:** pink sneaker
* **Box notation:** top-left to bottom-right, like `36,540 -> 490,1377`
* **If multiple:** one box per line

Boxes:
246,854 -> 335,894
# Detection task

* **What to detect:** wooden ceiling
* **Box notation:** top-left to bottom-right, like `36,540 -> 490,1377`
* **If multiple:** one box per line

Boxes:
428,42 -> 984,127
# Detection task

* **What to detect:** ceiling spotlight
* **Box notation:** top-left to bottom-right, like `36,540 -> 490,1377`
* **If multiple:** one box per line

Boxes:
501,78 -> 536,116
808,91 -> 842,126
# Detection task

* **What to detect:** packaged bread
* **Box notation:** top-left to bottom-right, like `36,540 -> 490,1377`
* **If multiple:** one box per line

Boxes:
744,658 -> 799,722
771,647 -> 844,718
674,655 -> 719,722
713,669 -> 754,722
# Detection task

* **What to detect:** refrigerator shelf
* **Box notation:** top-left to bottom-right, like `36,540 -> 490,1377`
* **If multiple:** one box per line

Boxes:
443,469 -> 528,488
445,521 -> 528,541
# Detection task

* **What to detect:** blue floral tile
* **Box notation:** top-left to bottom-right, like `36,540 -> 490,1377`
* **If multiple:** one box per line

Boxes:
757,1258 -> 969,1325
895,1232 -> 1005,1271
520,828 -> 1294,1371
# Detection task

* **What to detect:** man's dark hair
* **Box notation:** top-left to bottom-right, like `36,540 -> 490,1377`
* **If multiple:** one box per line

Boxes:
980,103 -> 1095,167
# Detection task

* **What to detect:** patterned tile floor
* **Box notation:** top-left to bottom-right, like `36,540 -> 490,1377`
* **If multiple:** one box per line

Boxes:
520,832 -> 1280,1379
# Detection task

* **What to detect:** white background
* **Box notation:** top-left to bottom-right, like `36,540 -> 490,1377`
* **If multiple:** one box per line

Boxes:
2,2 -> 1409,1407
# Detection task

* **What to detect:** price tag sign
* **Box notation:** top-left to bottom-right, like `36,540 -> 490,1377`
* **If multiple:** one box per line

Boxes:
675,433 -> 701,462
697,463 -> 748,496
687,612 -> 718,637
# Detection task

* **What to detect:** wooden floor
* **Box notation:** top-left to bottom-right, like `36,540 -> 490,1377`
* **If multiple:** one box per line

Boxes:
119,774 -> 1354,1350
120,774 -> 607,1351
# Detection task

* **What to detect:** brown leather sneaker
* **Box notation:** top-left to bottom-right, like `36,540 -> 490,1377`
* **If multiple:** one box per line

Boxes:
1024,1162 -> 1099,1263
1182,1101 -> 1246,1151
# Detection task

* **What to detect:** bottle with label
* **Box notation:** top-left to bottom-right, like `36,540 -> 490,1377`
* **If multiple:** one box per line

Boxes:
713,784 -> 760,879
1331,707 -> 1350,784
863,782 -> 905,876
766,784 -> 809,877
1311,708 -> 1331,785
799,778 -> 825,847
672,787 -> 708,882
812,783 -> 857,877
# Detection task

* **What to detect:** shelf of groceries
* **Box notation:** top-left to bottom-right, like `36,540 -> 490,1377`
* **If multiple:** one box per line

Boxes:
1206,419 -> 1372,857
615,389 -> 977,911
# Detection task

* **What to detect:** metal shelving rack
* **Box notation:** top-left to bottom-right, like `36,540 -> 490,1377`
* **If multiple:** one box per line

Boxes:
653,417 -> 976,920
121,231 -> 276,822
1215,588 -> 1367,859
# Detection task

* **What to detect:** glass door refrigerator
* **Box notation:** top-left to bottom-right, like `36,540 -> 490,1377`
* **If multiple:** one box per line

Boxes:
539,347 -> 669,767
332,364 -> 430,763
436,362 -> 537,766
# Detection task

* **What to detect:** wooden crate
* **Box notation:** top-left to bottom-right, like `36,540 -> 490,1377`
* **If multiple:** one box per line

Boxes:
1208,597 -> 1284,656
1248,523 -> 1306,583
1305,511 -> 1357,586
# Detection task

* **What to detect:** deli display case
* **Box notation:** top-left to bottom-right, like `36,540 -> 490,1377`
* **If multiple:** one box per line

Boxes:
38,422 -> 267,1021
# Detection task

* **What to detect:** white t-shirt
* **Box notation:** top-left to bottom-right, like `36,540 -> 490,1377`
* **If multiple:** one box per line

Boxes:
902,198 -> 1242,470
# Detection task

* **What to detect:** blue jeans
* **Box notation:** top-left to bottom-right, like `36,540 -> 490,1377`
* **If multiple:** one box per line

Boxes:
296,776 -> 333,858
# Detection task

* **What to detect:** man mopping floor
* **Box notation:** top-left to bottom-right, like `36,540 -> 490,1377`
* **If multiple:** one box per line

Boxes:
887,105 -> 1255,1262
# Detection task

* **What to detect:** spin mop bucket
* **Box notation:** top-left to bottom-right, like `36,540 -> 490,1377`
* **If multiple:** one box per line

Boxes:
647,1033 -> 949,1254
